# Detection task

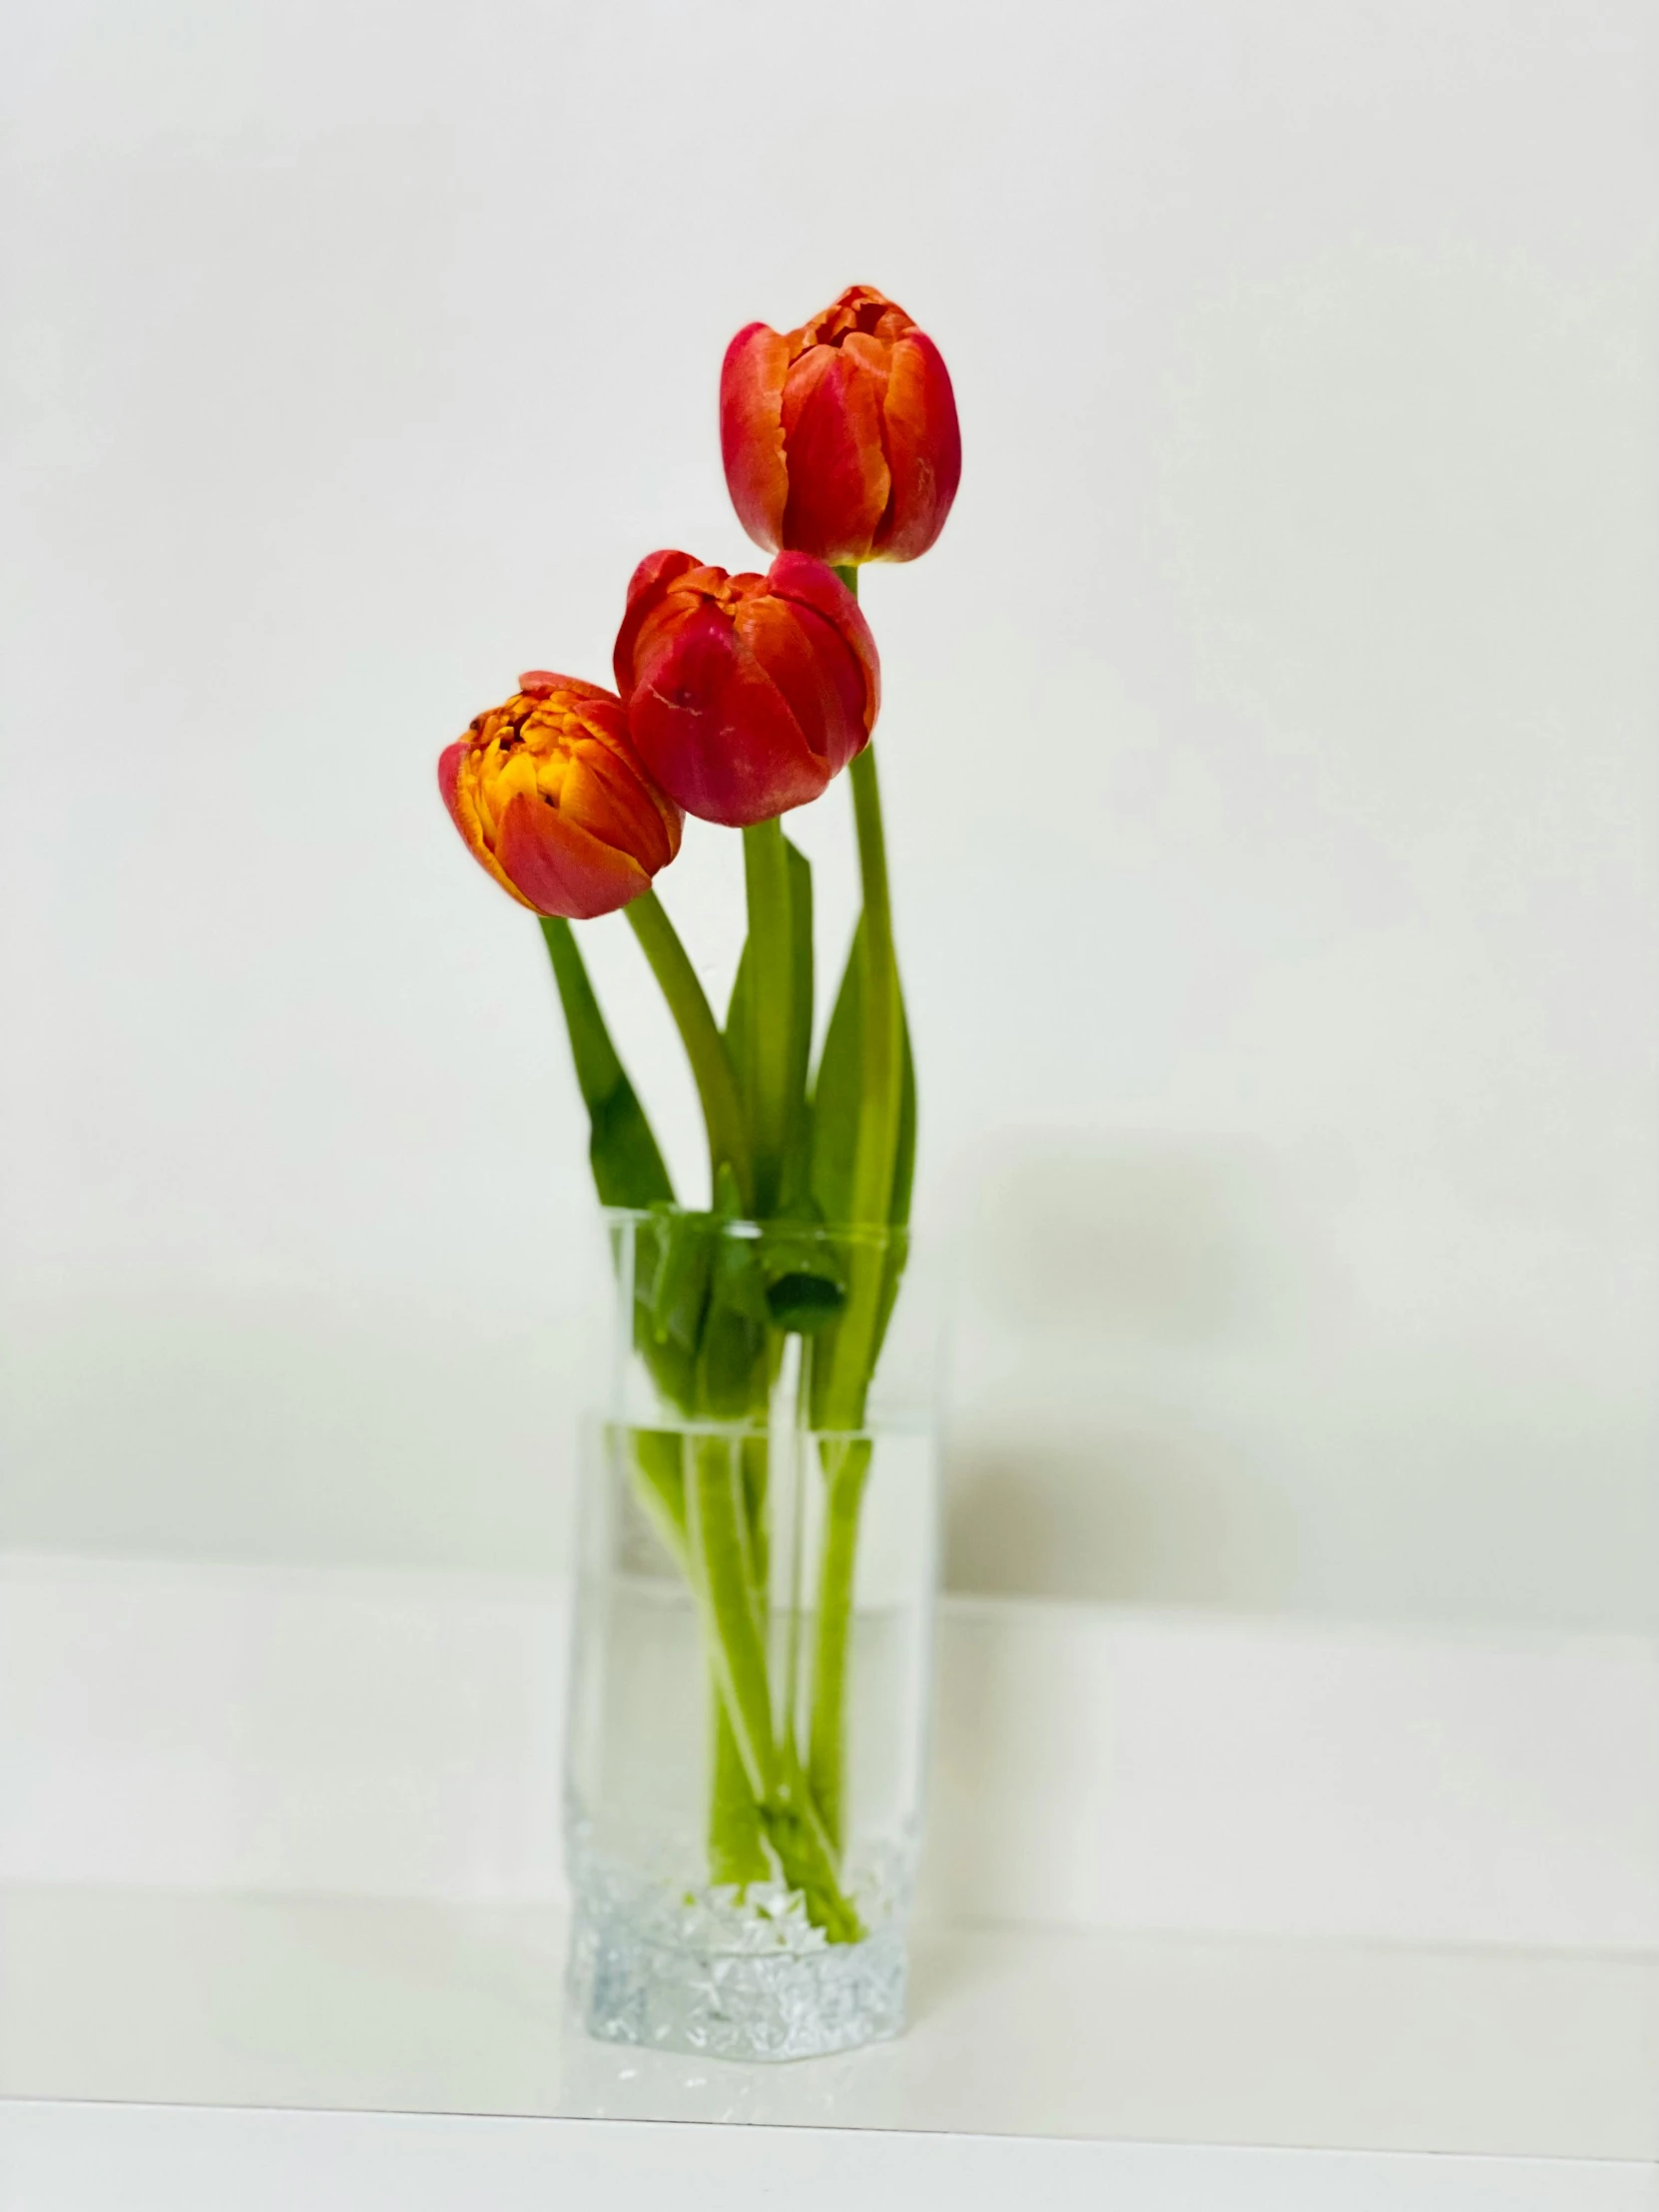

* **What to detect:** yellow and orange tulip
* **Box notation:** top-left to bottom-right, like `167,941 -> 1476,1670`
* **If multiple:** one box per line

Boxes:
439,673 -> 681,919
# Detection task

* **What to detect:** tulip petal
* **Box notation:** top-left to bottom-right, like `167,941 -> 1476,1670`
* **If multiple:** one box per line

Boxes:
495,789 -> 651,919
721,322 -> 791,556
628,601 -> 826,829
441,745 -> 538,909
781,349 -> 889,566
737,595 -> 867,780
563,693 -> 682,869
440,676 -> 679,916
778,340 -> 840,437
623,547 -> 704,608
567,727 -> 681,872
560,752 -> 658,867
874,330 -> 961,562
614,549 -> 704,696
765,552 -> 880,734
437,741 -> 464,818
519,668 -> 613,704
797,284 -> 894,350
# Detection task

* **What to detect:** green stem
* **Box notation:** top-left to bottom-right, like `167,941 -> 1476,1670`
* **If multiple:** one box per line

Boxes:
625,890 -> 754,1212
845,746 -> 903,1237
685,1431 -> 775,1795
627,1427 -> 770,1889
832,566 -> 905,1247
741,1428 -> 771,1610
811,745 -> 904,1429
820,567 -> 905,1432
803,567 -> 905,1861
806,1434 -> 871,1854
766,1738 -> 863,1942
627,1425 -> 688,1569
684,1430 -> 862,1940
709,1691 -> 771,1889
740,816 -> 794,1218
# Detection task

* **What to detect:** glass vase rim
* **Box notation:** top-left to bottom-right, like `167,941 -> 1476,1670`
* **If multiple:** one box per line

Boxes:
600,1202 -> 909,1252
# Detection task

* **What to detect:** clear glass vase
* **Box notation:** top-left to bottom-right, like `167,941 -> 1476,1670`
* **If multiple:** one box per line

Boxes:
564,1207 -> 938,2062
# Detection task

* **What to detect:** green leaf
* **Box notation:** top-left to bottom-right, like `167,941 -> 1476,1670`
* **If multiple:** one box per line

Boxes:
890,1004 -> 917,1230
697,1224 -> 773,1417
540,916 -> 674,1209
806,920 -> 865,1231
724,939 -> 754,1125
630,1205 -> 773,1422
780,836 -> 815,1202
807,920 -> 914,1231
804,925 -> 917,1428
757,1220 -> 847,1335
870,1020 -> 917,1358
631,1209 -> 709,1411
728,835 -> 816,1220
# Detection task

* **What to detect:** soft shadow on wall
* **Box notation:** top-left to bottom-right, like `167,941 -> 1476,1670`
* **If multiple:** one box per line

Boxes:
940,1127 -> 1659,1632
942,1137 -> 1311,1612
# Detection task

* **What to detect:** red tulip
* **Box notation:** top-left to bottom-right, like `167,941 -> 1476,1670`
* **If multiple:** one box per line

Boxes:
614,550 -> 879,829
721,283 -> 961,567
439,673 -> 681,919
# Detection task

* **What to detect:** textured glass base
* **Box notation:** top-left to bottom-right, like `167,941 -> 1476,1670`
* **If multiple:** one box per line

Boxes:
569,1884 -> 907,2062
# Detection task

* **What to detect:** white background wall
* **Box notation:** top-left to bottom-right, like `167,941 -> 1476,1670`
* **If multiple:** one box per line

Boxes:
2,0 -> 1654,1629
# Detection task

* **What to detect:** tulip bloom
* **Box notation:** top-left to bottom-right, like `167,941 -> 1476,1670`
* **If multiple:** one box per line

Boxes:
721,283 -> 961,568
439,673 -> 681,919
614,550 -> 879,829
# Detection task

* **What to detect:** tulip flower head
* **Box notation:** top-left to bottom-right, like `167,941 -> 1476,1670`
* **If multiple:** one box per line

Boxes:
615,549 -> 880,830
439,674 -> 681,919
721,283 -> 961,568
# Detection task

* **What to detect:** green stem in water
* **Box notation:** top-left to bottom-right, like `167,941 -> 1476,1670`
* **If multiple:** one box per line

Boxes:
740,816 -> 794,1218
627,1425 -> 688,1569
625,889 -> 754,1213
685,1431 -> 775,1794
805,1433 -> 871,1852
740,1429 -> 771,1613
709,1691 -> 771,1889
765,1737 -> 863,1943
628,1427 -> 771,1890
684,1430 -> 862,1940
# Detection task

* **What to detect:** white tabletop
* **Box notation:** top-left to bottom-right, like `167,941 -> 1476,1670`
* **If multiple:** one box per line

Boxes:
3,1887 -> 1654,2167
4,2100 -> 1655,2212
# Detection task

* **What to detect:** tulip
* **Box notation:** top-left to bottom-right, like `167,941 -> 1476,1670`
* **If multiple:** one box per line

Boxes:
615,550 -> 879,829
439,673 -> 681,919
721,283 -> 961,568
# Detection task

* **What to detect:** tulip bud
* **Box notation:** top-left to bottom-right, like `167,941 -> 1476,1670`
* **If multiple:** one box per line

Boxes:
614,549 -> 880,829
439,673 -> 681,919
721,283 -> 961,568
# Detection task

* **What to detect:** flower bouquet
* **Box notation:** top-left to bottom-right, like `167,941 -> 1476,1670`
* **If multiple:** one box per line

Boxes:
439,287 -> 960,2059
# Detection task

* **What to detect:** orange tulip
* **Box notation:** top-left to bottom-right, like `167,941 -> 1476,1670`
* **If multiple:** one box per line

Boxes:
721,283 -> 961,567
614,550 -> 879,829
439,673 -> 681,919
